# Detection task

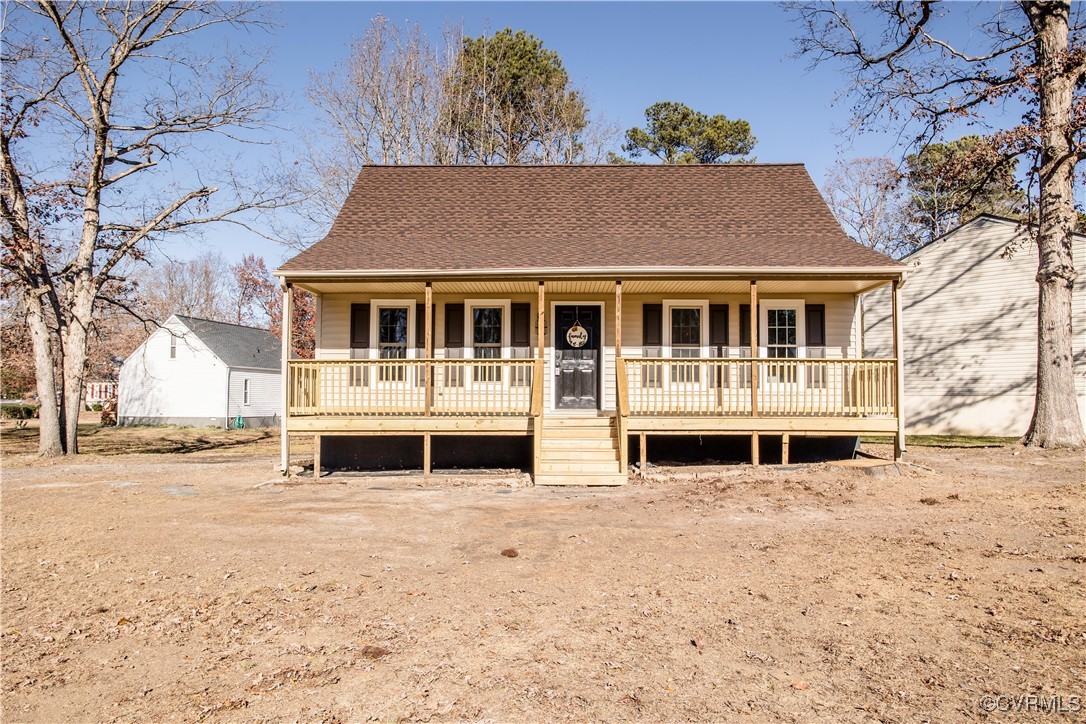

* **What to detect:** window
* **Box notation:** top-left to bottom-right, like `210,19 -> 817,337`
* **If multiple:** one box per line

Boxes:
761,301 -> 806,384
243,379 -> 251,405
169,335 -> 177,359
377,306 -> 409,381
670,308 -> 701,357
665,303 -> 706,383
472,306 -> 502,382
766,308 -> 798,359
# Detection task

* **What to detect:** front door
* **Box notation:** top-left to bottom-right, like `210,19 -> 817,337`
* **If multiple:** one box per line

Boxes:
555,305 -> 600,409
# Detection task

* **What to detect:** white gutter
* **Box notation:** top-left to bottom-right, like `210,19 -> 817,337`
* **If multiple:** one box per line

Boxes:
273,265 -> 907,280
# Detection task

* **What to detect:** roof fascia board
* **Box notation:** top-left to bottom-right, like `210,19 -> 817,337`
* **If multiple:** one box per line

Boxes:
275,266 -> 906,282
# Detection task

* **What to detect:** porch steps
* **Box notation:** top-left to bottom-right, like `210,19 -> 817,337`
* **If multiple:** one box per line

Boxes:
535,416 -> 628,486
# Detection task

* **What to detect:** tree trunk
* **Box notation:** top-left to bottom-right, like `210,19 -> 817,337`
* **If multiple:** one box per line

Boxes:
23,287 -> 64,456
1021,0 -> 1086,448
62,325 -> 88,455
61,259 -> 99,456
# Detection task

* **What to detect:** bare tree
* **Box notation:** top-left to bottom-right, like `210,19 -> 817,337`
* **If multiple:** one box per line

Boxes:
135,252 -> 236,324
823,156 -> 912,258
285,16 -> 458,237
1,1 -> 295,456
286,19 -> 619,244
789,1 -> 1085,448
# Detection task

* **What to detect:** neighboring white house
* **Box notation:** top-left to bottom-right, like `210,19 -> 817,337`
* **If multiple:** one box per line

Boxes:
118,315 -> 282,428
865,215 -> 1086,436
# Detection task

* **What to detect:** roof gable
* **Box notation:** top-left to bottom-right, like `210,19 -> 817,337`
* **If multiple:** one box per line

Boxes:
278,165 -> 901,275
173,316 -> 281,370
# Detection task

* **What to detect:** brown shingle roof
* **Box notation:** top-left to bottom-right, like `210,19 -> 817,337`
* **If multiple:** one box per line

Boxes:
278,165 -> 901,275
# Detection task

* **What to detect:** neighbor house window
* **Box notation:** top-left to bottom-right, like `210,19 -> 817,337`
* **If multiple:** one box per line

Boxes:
169,335 -> 177,359
243,379 -> 251,405
472,306 -> 502,382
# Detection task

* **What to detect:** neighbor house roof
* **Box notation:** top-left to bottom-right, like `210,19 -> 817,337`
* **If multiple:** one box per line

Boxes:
276,164 -> 902,277
174,315 -> 281,370
901,213 -> 1086,261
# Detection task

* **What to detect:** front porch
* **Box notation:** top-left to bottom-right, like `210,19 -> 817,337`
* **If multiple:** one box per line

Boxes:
279,275 -> 905,482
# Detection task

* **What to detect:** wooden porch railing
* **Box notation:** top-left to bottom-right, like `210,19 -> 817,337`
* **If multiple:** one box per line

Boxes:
288,359 -> 538,416
620,357 -> 897,417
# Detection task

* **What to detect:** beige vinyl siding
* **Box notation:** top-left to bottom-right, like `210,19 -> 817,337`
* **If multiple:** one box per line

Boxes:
864,216 -> 1086,436
317,291 -> 859,412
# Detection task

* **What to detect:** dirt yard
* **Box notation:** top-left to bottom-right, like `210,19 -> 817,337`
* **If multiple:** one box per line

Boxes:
1,430 -> 1083,722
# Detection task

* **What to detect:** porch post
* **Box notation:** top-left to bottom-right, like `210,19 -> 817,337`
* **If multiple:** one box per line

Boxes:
750,280 -> 759,420
537,281 -> 545,361
280,283 -> 293,474
892,279 -> 906,461
425,282 -> 433,416
614,280 -> 623,355
534,281 -> 545,481
313,292 -> 322,479
615,280 -> 627,472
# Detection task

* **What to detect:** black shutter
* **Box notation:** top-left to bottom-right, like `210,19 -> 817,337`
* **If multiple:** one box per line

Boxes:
739,304 -> 750,347
416,303 -> 426,348
806,304 -> 826,347
444,303 -> 464,347
709,304 -> 729,351
511,303 -> 531,348
642,304 -> 662,348
350,303 -> 370,349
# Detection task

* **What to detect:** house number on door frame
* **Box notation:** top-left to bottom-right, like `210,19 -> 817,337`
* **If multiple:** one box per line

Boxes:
566,323 -> 588,348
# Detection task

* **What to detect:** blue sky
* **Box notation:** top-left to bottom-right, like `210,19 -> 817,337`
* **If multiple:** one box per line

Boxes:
268,1 -> 915,165
32,1 -> 1029,265
233,1 -> 917,265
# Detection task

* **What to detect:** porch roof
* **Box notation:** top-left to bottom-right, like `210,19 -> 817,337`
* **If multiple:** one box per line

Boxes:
276,165 -> 904,279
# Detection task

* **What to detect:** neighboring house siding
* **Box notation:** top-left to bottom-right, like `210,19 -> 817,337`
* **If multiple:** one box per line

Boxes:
118,319 -> 230,426
865,216 -> 1086,436
317,292 -> 862,412
227,368 -> 280,427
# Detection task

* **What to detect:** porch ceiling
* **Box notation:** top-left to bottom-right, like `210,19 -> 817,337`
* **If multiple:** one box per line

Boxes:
295,277 -> 891,296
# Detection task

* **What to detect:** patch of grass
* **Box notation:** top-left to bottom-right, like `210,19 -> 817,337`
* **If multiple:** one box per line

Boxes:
862,434 -> 1018,449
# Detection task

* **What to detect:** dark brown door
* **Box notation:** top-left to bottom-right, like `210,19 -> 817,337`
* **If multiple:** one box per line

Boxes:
555,305 -> 600,409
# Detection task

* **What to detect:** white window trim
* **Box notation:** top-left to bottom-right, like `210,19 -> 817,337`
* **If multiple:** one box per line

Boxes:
463,299 -> 511,360
242,378 -> 251,406
759,299 -> 807,358
169,333 -> 177,360
662,299 -> 710,358
369,299 -> 417,361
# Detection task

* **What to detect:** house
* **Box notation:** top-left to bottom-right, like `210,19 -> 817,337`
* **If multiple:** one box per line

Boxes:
84,382 -> 117,407
274,165 -> 906,484
118,314 -> 282,428
865,215 -> 1086,437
